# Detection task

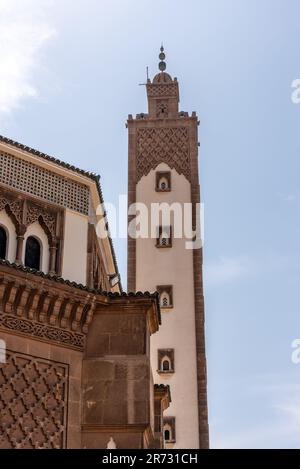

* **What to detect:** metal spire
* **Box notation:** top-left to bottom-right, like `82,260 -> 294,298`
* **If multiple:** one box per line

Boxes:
158,44 -> 166,72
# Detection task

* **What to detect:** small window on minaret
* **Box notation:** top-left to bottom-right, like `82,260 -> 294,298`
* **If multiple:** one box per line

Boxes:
156,226 -> 172,248
157,349 -> 175,374
157,285 -> 173,308
156,172 -> 171,192
163,417 -> 176,443
162,358 -> 170,371
156,101 -> 168,118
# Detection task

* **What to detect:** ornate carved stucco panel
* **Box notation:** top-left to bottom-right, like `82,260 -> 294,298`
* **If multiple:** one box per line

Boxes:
25,202 -> 57,241
136,127 -> 190,181
0,350 -> 68,449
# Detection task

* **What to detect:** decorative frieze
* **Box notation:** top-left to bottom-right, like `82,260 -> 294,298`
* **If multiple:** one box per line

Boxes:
0,314 -> 84,349
0,273 -> 96,351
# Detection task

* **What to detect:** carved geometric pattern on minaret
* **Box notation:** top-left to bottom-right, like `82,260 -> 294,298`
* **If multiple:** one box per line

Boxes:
136,127 -> 190,181
0,351 -> 68,449
147,83 -> 178,97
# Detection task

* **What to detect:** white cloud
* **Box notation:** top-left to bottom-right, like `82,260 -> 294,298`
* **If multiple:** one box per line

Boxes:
204,255 -> 252,287
0,0 -> 56,117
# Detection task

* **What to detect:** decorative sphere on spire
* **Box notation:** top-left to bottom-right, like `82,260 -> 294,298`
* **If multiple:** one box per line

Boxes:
158,45 -> 166,71
152,44 -> 172,83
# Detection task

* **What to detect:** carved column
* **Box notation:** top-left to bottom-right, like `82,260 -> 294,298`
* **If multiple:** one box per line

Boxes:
49,240 -> 57,275
15,224 -> 26,265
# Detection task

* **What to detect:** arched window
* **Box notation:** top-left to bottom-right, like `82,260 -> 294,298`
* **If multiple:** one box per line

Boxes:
25,236 -> 41,270
157,226 -> 172,248
156,171 -> 171,192
159,177 -> 169,191
162,358 -> 170,371
163,418 -> 175,443
157,349 -> 174,374
0,226 -> 7,260
157,285 -> 173,309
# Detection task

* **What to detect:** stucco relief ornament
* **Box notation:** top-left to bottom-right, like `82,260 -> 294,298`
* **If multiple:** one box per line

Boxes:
8,200 -> 23,224
0,196 -> 22,225
106,437 -> 117,449
0,197 -> 7,212
26,203 -> 56,239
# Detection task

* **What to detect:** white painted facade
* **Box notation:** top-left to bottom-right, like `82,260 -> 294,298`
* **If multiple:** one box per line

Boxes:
135,163 -> 199,449
61,209 -> 88,284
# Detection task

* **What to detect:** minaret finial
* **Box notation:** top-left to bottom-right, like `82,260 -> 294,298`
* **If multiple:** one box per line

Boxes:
158,44 -> 166,72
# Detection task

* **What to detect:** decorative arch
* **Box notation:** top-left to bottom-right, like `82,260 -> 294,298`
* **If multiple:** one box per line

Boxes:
0,188 -> 63,274
25,204 -> 57,274
157,285 -> 173,308
0,197 -> 22,230
25,203 -> 56,244
161,356 -> 171,372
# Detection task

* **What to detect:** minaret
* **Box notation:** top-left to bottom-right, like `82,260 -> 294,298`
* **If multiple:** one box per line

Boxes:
127,47 -> 209,449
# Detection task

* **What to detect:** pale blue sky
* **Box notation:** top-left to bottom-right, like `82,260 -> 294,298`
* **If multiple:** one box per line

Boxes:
1,0 -> 300,448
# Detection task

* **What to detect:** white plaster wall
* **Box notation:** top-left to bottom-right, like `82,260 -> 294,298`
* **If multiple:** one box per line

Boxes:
136,163 -> 199,449
23,221 -> 50,273
0,210 -> 17,262
61,209 -> 88,284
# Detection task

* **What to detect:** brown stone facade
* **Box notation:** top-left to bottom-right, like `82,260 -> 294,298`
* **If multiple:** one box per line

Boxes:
0,261 -> 167,448
127,66 -> 209,448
